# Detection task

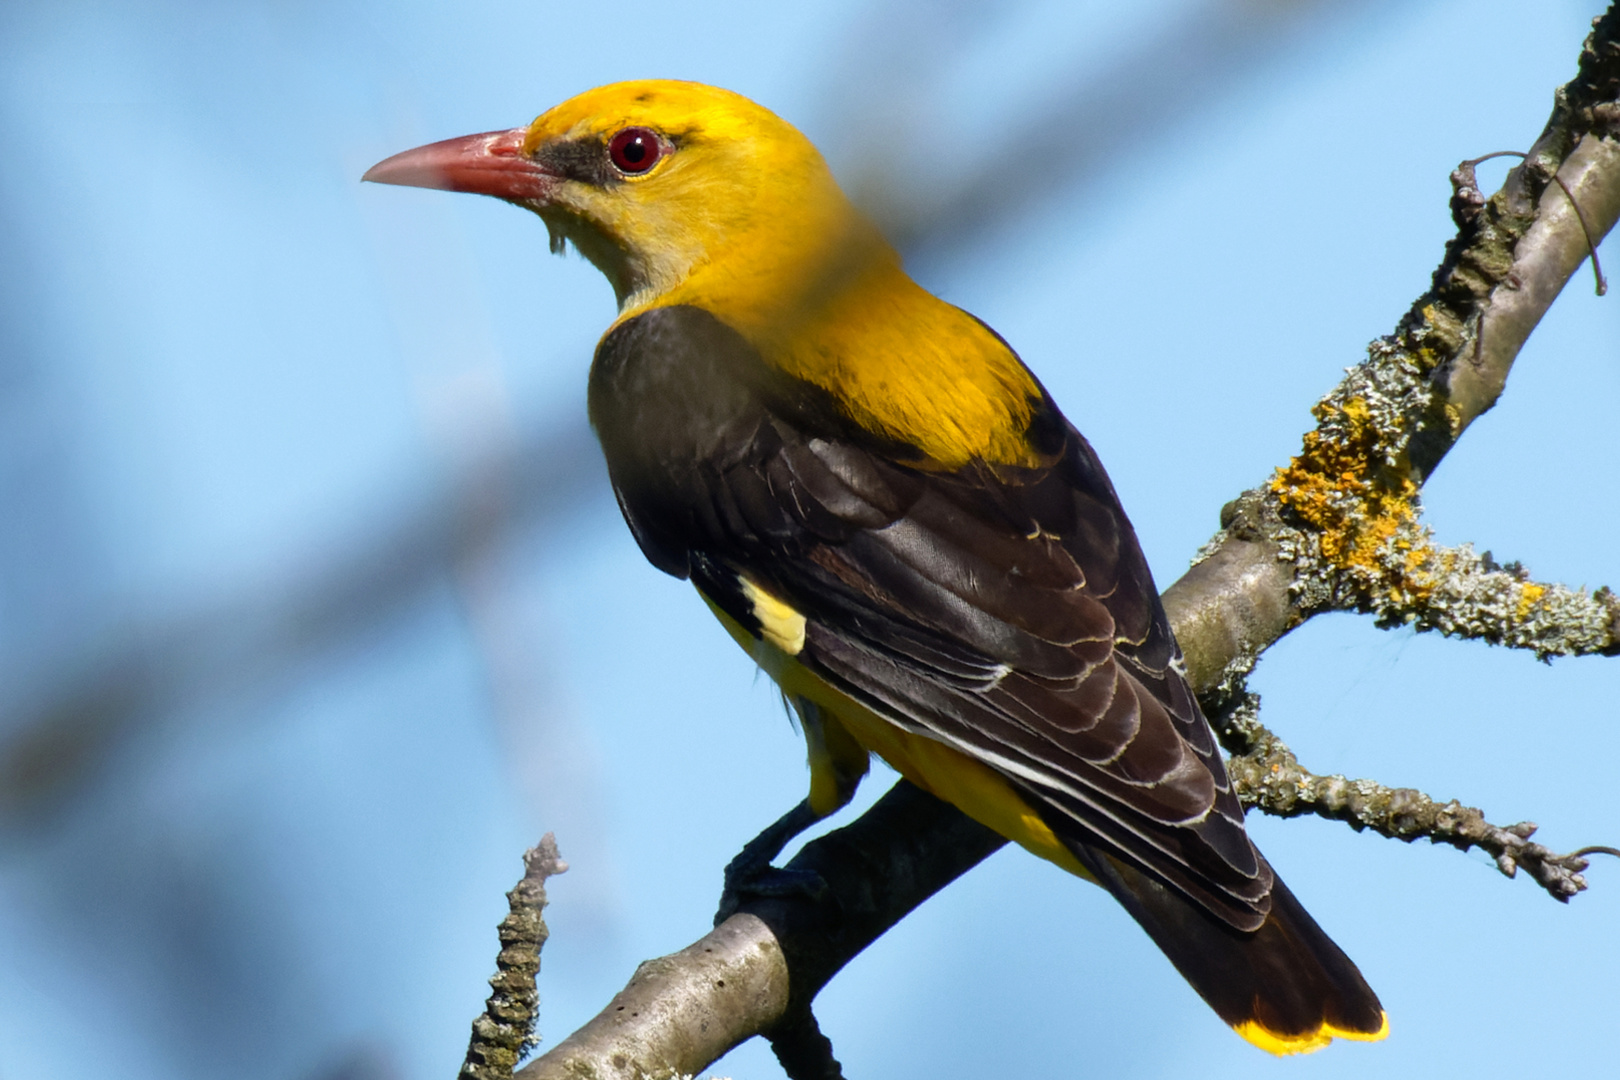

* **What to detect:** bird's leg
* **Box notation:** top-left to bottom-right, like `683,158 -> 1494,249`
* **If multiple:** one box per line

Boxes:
715,698 -> 868,925
715,798 -> 829,925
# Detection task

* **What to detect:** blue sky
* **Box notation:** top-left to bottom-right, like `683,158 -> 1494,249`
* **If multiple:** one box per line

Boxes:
0,2 -> 1615,1078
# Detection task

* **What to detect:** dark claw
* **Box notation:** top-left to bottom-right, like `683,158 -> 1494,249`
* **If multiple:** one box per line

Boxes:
714,799 -> 828,925
716,864 -> 831,924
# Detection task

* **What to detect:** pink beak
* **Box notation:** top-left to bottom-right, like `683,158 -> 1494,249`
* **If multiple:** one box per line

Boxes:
362,127 -> 556,202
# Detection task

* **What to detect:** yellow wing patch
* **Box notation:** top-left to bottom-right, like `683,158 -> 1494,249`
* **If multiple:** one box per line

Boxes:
699,581 -> 1096,882
1234,1011 -> 1390,1056
738,575 -> 806,655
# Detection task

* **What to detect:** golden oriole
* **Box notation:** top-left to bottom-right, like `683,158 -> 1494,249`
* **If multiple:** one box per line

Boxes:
366,80 -> 1387,1055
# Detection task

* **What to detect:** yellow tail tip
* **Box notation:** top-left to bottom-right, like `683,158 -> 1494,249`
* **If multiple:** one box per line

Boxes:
1234,1011 -> 1390,1056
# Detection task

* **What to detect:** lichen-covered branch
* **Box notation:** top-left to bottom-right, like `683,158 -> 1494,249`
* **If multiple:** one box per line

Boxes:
1266,398 -> 1620,655
1166,8 -> 1620,683
1262,322 -> 1618,656
503,13 -> 1620,1080
1213,694 -> 1604,902
460,835 -> 568,1080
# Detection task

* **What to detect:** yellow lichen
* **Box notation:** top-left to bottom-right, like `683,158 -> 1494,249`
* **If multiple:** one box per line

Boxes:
1254,330 -> 1614,659
1267,396 -> 1436,606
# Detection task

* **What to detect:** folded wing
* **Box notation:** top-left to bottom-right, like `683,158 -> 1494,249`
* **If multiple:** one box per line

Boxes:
590,303 -> 1270,931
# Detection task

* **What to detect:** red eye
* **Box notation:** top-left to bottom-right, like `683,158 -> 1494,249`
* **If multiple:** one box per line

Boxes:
608,127 -> 664,174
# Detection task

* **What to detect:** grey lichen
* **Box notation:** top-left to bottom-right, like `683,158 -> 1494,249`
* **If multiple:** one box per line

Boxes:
1260,329 -> 1615,658
461,835 -> 569,1080
1386,545 -> 1619,658
1215,693 -> 1602,901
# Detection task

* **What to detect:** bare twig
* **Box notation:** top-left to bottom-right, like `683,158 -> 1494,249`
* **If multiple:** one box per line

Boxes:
1458,149 -> 1609,298
461,835 -> 569,1080
1213,694 -> 1606,902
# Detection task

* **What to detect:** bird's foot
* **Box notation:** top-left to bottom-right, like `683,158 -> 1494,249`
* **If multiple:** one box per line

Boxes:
715,863 -> 831,924
714,799 -> 829,925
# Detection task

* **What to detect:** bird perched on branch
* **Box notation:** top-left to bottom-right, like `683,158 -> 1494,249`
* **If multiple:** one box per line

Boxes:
365,80 -> 1387,1055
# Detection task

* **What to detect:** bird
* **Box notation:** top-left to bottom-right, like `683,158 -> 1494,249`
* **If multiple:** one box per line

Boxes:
364,79 -> 1387,1055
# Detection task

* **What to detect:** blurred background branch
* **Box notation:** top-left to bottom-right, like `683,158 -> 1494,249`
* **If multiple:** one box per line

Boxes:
0,0 -> 1410,823
0,417 -> 601,825
821,0 -> 1396,260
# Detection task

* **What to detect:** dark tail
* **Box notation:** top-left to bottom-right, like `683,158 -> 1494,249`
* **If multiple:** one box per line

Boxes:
1081,849 -> 1387,1055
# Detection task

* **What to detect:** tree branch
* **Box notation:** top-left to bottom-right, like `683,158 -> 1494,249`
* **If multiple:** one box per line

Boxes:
516,784 -> 1005,1080
507,10 -> 1620,1079
1212,694 -> 1603,902
1164,7 -> 1620,683
461,835 -> 568,1080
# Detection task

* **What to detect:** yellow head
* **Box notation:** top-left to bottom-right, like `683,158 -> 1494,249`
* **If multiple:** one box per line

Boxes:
365,79 -> 870,312
367,81 -> 1044,466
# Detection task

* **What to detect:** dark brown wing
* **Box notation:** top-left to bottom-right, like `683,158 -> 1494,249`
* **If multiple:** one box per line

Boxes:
589,303 -> 1270,930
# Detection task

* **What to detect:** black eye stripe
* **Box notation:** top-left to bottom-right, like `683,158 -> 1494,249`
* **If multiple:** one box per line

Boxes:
530,129 -> 669,187
533,137 -> 613,186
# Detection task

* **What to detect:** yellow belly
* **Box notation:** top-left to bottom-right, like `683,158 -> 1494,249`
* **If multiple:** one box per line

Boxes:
702,584 -> 1094,882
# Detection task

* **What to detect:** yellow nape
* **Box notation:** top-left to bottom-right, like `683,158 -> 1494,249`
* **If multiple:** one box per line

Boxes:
739,254 -> 1047,469
529,80 -> 1042,468
1234,1011 -> 1390,1056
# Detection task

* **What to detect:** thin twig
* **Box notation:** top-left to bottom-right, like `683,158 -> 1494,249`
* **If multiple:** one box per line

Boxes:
1459,150 -> 1607,300
461,835 -> 568,1080
1214,694 -> 1607,902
